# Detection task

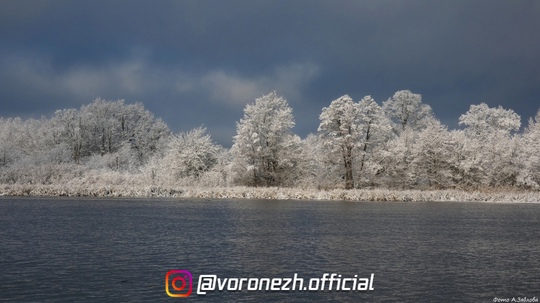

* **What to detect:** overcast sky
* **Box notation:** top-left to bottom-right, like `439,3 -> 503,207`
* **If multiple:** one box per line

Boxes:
1,0 -> 539,146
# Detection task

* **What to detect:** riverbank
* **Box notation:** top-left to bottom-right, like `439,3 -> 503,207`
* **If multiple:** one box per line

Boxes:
1,184 -> 539,203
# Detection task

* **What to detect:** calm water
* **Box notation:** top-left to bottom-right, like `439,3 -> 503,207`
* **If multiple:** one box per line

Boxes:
0,197 -> 539,302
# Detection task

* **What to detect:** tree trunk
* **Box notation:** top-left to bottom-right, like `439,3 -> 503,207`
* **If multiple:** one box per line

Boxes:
344,147 -> 354,189
359,124 -> 371,173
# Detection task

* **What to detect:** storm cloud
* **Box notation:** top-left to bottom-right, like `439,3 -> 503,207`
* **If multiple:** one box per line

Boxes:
1,0 -> 539,145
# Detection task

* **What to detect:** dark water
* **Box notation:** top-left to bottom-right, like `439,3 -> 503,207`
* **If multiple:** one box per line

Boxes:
1,197 -> 539,302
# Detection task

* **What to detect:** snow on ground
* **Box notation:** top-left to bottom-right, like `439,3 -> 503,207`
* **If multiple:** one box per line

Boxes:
1,184 -> 539,203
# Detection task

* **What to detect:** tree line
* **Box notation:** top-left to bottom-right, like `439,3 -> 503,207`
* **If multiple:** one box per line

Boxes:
1,91 -> 539,191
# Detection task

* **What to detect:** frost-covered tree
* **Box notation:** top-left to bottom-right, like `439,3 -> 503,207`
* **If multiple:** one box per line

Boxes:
52,109 -> 88,164
410,119 -> 456,188
375,126 -> 416,188
457,103 -> 521,187
318,95 -> 392,189
0,116 -> 73,184
0,118 -> 25,167
81,99 -> 120,155
80,99 -> 170,163
459,103 -> 521,138
355,96 -> 393,180
294,134 -> 341,189
231,91 -> 299,186
50,99 -> 170,166
518,109 -> 540,188
318,95 -> 363,189
383,90 -> 434,134
454,132 -> 520,188
163,127 -> 221,180
486,133 -> 521,186
17,117 -> 71,166
448,130 -> 484,187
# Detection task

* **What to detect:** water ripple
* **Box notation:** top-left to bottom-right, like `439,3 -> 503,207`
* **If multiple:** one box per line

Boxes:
1,198 -> 539,302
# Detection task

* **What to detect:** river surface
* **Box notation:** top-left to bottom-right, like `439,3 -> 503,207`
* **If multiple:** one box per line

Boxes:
1,197 -> 539,302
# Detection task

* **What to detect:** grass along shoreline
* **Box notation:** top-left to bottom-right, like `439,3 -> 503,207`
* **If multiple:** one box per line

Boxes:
0,184 -> 539,203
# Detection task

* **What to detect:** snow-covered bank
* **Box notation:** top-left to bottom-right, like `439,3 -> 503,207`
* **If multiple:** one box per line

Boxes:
1,184 -> 539,203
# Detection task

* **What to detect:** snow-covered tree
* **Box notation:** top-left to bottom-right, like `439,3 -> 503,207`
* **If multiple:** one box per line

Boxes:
383,90 -> 434,134
410,119 -> 456,188
231,91 -> 299,186
50,99 -> 170,166
448,130 -> 484,187
518,109 -> 540,188
80,99 -> 170,164
457,103 -> 521,187
317,95 -> 392,189
0,116 -> 73,184
163,126 -> 221,180
375,126 -> 416,188
486,132 -> 521,186
453,132 -> 520,188
0,118 -> 24,167
81,99 -> 120,155
294,133 -> 341,189
459,103 -> 521,138
356,96 -> 393,179
52,109 -> 88,164
318,95 -> 363,189
197,147 -> 231,187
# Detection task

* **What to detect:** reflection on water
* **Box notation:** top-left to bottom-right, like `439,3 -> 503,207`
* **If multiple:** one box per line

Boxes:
1,197 -> 539,302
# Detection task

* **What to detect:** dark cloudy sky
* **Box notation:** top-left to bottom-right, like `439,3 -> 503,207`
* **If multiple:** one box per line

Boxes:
1,0 -> 539,146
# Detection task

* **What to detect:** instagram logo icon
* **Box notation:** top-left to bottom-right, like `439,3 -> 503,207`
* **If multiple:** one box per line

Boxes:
165,270 -> 193,297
